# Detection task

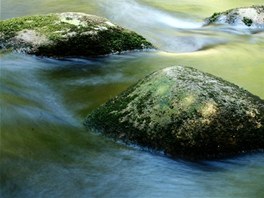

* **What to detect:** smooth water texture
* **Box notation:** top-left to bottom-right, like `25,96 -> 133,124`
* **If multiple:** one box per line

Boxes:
1,0 -> 264,197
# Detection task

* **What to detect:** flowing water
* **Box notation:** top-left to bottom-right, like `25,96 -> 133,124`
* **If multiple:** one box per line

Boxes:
1,0 -> 264,197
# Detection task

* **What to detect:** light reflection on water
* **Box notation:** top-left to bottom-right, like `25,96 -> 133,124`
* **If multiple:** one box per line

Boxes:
1,0 -> 264,197
1,50 -> 264,197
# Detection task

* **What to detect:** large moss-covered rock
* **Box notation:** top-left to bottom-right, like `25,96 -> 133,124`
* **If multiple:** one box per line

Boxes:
204,5 -> 264,28
84,66 -> 264,158
0,12 -> 153,57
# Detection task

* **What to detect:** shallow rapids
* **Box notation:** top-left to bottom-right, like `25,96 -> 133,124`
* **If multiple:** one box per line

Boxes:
1,0 -> 264,197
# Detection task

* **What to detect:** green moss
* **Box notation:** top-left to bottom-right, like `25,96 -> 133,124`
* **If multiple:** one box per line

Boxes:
1,15 -> 57,40
0,14 -> 96,42
208,12 -> 221,23
84,66 -> 264,159
207,9 -> 234,24
252,5 -> 264,14
0,13 -> 154,56
206,5 -> 264,26
34,26 -> 153,57
242,17 -> 253,26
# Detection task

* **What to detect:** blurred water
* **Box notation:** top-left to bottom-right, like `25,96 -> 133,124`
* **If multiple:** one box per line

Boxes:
1,0 -> 264,197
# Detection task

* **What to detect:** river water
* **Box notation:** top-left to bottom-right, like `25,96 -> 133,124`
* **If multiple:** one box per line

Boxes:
1,0 -> 264,197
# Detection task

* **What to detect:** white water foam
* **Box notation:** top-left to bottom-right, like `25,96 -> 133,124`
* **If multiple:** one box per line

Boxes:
99,0 -> 201,29
98,0 -> 227,52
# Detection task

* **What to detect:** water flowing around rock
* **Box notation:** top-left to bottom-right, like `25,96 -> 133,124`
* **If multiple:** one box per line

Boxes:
85,66 -> 264,159
204,5 -> 264,29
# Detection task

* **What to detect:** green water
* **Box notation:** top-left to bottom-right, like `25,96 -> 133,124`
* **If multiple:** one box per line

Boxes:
1,0 -> 264,197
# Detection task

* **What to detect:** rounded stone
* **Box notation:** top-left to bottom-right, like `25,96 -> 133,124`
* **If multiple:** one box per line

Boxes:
84,66 -> 264,159
0,12 -> 153,57
204,5 -> 264,28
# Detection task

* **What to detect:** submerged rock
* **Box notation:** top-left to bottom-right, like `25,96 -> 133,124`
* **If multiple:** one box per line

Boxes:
84,66 -> 264,159
204,5 -> 264,28
0,12 -> 153,57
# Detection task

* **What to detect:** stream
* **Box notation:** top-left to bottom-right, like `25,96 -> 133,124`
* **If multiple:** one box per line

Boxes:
1,0 -> 264,197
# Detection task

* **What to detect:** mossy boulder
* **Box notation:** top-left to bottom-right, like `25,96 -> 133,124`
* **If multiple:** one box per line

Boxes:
0,12 -> 153,57
84,66 -> 264,159
204,5 -> 264,28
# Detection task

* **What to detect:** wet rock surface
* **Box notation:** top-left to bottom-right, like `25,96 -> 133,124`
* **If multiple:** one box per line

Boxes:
204,5 -> 264,28
85,66 -> 264,159
0,12 -> 153,57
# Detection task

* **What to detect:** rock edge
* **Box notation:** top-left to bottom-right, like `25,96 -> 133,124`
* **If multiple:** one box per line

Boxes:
204,5 -> 264,28
84,66 -> 264,159
0,12 -> 154,57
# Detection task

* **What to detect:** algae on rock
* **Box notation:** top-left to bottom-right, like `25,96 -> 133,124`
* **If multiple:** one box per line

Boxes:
0,12 -> 153,57
84,66 -> 264,159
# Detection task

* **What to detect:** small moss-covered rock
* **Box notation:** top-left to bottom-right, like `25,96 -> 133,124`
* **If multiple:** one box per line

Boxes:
204,5 -> 264,28
84,66 -> 264,159
0,12 -> 153,57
